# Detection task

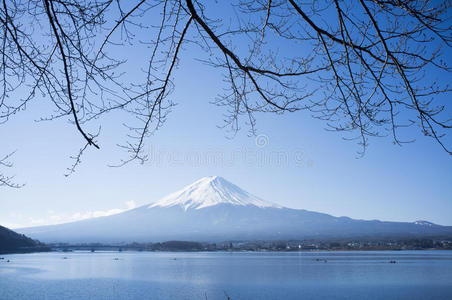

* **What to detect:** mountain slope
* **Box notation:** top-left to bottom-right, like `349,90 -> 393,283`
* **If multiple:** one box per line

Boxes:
17,176 -> 452,243
148,176 -> 280,210
0,225 -> 50,254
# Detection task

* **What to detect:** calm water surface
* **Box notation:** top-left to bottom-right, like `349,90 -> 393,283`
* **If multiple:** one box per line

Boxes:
1,251 -> 451,299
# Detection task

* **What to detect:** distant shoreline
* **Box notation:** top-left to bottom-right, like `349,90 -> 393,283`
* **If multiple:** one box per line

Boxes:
0,246 -> 51,255
3,236 -> 452,255
2,248 -> 452,256
43,238 -> 452,253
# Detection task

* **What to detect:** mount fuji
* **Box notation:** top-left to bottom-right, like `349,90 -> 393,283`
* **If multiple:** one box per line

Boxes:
17,176 -> 452,243
148,176 -> 281,210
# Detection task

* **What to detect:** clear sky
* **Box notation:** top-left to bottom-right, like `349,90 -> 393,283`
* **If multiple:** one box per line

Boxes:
1,2 -> 451,228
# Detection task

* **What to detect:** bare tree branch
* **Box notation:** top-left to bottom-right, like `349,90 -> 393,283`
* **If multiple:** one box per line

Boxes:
0,152 -> 23,188
0,0 -> 450,183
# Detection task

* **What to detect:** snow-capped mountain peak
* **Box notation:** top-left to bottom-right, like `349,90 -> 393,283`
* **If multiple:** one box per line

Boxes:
414,220 -> 436,226
148,176 -> 282,210
17,176 -> 452,243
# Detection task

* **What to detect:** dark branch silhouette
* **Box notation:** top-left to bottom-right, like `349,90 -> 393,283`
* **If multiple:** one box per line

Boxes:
0,152 -> 22,188
0,0 -> 451,181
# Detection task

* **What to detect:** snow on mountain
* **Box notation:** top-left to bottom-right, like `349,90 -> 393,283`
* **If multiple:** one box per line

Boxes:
148,176 -> 281,210
414,220 -> 436,226
16,176 -> 452,243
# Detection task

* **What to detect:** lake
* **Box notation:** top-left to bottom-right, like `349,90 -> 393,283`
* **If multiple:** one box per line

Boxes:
1,251 -> 451,299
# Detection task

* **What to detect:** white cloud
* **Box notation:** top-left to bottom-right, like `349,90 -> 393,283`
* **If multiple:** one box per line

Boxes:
125,200 -> 137,210
6,201 -> 138,229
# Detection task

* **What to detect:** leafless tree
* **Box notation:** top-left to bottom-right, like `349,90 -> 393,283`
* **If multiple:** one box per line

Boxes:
0,152 -> 22,188
1,0 -> 451,179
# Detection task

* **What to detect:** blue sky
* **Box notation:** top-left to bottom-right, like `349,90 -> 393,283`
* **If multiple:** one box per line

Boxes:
1,2 -> 451,228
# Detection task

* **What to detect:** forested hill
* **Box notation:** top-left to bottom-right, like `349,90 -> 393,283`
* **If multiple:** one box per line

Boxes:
0,225 -> 50,254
